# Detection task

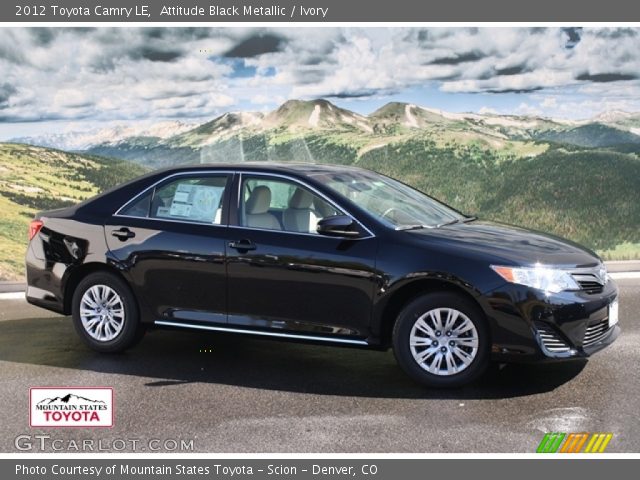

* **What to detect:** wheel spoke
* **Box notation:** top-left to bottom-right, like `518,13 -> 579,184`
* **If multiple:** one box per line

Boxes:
87,287 -> 101,307
82,295 -> 99,309
429,309 -> 444,331
452,319 -> 474,335
443,309 -> 459,332
453,347 -> 473,366
428,353 -> 443,372
105,295 -> 120,308
416,346 -> 439,363
410,335 -> 431,347
444,351 -> 457,374
455,337 -> 478,348
414,317 -> 437,338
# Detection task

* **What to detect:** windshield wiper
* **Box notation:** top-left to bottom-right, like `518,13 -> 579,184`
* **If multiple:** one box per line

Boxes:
435,216 -> 477,228
435,218 -> 461,228
395,224 -> 426,231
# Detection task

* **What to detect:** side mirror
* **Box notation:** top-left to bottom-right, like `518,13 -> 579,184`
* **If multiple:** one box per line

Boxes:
317,215 -> 361,238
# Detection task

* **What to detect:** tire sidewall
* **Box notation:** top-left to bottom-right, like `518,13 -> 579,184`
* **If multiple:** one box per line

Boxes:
393,292 -> 490,388
72,272 -> 141,353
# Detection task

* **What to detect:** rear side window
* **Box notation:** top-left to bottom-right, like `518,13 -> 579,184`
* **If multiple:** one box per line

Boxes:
119,174 -> 229,225
119,192 -> 151,217
151,175 -> 229,224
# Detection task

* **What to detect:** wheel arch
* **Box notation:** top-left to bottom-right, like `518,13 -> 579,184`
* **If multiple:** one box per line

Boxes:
375,277 -> 489,348
62,262 -> 131,315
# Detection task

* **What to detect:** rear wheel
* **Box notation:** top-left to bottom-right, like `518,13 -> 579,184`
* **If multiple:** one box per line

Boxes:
392,292 -> 489,387
72,272 -> 145,353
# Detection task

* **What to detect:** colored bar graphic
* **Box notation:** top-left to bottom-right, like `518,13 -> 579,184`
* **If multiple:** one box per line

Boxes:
537,433 -> 566,453
573,433 -> 589,453
598,433 -> 613,453
537,433 -> 613,453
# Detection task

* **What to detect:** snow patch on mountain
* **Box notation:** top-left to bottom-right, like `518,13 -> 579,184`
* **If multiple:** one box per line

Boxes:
12,121 -> 195,150
308,105 -> 321,127
405,104 -> 418,128
340,114 -> 354,124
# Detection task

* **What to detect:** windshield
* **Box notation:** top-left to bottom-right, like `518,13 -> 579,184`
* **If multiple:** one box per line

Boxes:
314,169 -> 466,229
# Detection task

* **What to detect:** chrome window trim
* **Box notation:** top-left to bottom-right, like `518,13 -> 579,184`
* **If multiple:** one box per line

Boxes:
113,214 -> 230,228
154,320 -> 368,345
113,170 -> 236,224
237,171 -> 376,239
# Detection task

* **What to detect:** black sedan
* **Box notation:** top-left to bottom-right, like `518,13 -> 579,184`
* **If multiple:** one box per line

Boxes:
25,163 -> 619,387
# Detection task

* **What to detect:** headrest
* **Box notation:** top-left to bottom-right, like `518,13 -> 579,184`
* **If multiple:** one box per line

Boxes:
289,188 -> 313,209
246,185 -> 272,214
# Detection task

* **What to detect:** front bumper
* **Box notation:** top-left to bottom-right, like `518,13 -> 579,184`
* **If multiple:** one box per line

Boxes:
483,279 -> 620,363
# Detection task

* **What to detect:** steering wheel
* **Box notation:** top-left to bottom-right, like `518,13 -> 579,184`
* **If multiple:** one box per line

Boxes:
380,207 -> 399,220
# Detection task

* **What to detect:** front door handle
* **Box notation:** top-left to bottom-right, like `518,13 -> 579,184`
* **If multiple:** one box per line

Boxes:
228,239 -> 257,251
111,228 -> 135,241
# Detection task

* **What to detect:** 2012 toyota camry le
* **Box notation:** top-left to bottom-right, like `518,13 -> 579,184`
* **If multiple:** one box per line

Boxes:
25,163 -> 620,387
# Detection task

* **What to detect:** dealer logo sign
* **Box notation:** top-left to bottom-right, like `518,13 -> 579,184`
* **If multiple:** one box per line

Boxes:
29,387 -> 113,428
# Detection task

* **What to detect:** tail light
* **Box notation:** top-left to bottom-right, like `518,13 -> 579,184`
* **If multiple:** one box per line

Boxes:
28,219 -> 43,241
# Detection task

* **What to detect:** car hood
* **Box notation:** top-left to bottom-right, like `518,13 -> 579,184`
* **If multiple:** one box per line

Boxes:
408,220 -> 601,268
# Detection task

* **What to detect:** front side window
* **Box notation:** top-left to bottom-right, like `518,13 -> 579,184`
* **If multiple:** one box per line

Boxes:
120,174 -> 229,224
240,176 -> 341,233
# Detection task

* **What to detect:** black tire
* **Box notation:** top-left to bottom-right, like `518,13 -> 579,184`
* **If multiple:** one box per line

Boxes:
71,271 -> 145,353
392,292 -> 489,388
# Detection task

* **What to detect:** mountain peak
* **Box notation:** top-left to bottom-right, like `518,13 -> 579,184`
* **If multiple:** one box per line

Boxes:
265,98 -> 363,130
593,110 -> 636,123
370,102 -> 410,117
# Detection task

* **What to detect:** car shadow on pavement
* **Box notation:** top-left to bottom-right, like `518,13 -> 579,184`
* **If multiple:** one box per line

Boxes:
0,317 -> 586,399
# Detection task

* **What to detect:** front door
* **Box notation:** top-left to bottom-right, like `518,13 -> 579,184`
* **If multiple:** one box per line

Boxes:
225,174 -> 378,341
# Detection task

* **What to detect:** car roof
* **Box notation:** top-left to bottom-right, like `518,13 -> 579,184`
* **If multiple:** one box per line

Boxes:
150,162 -> 369,177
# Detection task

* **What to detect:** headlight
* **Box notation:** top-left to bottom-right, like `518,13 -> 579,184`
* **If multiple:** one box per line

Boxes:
491,264 -> 580,294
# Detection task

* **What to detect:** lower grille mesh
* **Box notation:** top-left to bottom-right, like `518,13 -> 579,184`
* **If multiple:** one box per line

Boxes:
535,322 -> 571,353
584,319 -> 611,347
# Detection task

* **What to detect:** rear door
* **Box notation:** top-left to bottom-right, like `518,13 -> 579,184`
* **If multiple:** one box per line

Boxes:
105,172 -> 232,324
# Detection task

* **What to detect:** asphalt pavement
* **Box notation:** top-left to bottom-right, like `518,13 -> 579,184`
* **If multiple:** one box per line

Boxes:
0,279 -> 638,453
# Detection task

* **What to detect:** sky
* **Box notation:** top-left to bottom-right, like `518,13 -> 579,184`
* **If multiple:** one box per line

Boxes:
1,27 -> 640,138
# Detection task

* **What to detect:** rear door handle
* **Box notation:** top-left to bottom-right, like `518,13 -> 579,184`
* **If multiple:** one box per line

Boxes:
111,228 -> 135,241
228,239 -> 257,251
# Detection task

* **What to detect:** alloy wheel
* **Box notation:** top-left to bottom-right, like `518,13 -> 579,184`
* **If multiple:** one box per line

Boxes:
409,307 -> 479,376
79,285 -> 125,342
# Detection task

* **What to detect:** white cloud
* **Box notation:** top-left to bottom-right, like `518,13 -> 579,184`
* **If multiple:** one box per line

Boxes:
0,27 -> 639,125
478,106 -> 498,115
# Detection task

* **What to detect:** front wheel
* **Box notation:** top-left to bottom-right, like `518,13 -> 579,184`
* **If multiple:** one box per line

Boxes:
392,292 -> 489,388
71,272 -> 145,353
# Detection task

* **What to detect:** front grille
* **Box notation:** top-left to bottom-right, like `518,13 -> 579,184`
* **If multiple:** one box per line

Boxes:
577,280 -> 604,295
584,319 -> 612,347
535,322 -> 571,353
571,267 -> 606,295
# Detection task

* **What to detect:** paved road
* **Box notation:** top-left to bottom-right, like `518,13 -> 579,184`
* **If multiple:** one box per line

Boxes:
0,280 -> 638,453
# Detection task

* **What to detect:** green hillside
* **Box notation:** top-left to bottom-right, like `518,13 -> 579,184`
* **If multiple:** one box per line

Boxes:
536,123 -> 640,147
0,143 -> 148,280
357,141 -> 640,258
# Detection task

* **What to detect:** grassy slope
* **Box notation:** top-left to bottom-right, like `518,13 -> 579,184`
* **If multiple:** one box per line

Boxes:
358,141 -> 640,258
0,143 -> 148,281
